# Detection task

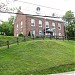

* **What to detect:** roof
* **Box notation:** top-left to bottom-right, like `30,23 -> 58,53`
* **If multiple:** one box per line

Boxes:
19,10 -> 64,22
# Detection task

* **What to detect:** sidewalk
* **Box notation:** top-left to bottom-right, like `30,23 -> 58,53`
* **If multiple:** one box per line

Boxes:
51,71 -> 75,75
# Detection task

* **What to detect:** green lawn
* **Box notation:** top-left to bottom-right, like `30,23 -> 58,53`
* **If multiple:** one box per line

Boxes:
0,40 -> 75,75
0,35 -> 14,42
0,35 -> 17,46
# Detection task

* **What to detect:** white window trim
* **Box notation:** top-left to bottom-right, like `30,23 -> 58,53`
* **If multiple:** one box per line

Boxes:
17,24 -> 18,28
39,20 -> 42,27
52,22 -> 55,29
31,19 -> 35,26
21,21 -> 23,28
39,30 -> 42,35
59,32 -> 62,36
31,30 -> 35,36
45,21 -> 49,28
58,23 -> 61,30
17,33 -> 18,36
21,21 -> 23,25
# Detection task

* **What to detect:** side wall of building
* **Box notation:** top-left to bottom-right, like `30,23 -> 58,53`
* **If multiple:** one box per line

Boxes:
14,11 -> 27,36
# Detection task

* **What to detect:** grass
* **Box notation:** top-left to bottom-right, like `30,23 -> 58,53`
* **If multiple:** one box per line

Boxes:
0,35 -> 25,46
0,35 -> 17,46
0,39 -> 75,75
0,35 -> 14,42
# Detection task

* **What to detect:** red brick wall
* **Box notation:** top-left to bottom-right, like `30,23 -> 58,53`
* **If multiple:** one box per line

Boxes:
26,16 -> 46,36
14,11 -> 26,36
14,12 -> 64,37
61,22 -> 64,36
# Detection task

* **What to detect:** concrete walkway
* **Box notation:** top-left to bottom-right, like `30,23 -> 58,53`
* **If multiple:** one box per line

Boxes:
51,71 -> 75,75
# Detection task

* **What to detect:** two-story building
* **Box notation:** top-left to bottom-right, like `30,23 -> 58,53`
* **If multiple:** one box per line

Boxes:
14,11 -> 64,37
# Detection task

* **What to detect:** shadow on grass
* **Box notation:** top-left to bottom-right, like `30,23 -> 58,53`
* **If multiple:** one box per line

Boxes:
30,63 -> 75,74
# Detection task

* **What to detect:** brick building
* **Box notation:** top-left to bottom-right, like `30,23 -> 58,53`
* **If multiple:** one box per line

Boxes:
14,11 -> 64,37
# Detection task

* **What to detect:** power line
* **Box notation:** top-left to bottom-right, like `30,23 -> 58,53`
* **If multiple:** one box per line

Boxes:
0,11 -> 75,19
14,0 -> 75,14
15,0 -> 64,11
1,0 -> 75,16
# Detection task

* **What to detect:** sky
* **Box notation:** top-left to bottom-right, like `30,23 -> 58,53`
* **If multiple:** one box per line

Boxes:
0,0 -> 75,21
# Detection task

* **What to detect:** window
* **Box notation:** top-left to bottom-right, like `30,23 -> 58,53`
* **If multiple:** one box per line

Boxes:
39,30 -> 42,35
21,21 -> 23,28
21,32 -> 23,34
21,21 -> 23,25
39,20 -> 42,27
52,22 -> 55,29
31,30 -> 35,36
17,33 -> 18,36
53,32 -> 56,36
17,24 -> 18,28
31,19 -> 35,26
46,21 -> 49,28
58,23 -> 61,30
59,32 -> 62,36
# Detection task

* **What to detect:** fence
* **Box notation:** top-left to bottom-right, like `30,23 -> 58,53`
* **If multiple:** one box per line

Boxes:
56,36 -> 64,40
0,37 -> 24,48
0,35 -> 74,48
67,37 -> 75,40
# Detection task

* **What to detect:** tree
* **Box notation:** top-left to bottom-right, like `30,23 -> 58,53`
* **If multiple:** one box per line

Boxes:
63,10 -> 74,24
0,16 -> 14,36
63,10 -> 75,39
0,2 -> 6,11
0,25 -> 3,35
1,22 -> 12,36
8,16 -> 14,25
0,1 -> 19,13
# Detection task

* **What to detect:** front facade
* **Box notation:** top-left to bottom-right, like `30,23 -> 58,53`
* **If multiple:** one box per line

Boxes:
14,11 -> 64,37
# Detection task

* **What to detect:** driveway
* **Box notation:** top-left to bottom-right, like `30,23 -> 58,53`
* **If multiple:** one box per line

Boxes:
51,71 -> 75,75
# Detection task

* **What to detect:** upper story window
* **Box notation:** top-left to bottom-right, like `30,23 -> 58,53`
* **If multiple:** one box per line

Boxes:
39,20 -> 42,27
52,22 -> 55,29
58,23 -> 61,30
21,21 -> 23,28
45,21 -> 49,28
31,19 -> 35,26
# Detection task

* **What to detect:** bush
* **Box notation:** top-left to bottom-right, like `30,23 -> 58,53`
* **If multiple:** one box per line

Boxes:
36,36 -> 40,38
28,32 -> 31,36
18,33 -> 23,37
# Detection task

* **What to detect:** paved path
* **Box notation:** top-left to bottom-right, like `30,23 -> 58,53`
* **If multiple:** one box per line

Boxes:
51,71 -> 75,75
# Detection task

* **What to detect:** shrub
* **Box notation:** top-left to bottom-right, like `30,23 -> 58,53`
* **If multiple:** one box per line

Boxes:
18,33 -> 23,37
36,36 -> 40,38
28,32 -> 31,36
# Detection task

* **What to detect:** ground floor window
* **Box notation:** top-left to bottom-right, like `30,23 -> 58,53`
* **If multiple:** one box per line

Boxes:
39,30 -> 42,35
53,32 -> 56,36
17,33 -> 18,36
59,32 -> 62,36
31,30 -> 35,37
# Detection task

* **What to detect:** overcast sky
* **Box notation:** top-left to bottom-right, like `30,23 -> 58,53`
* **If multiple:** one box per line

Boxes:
0,0 -> 75,21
